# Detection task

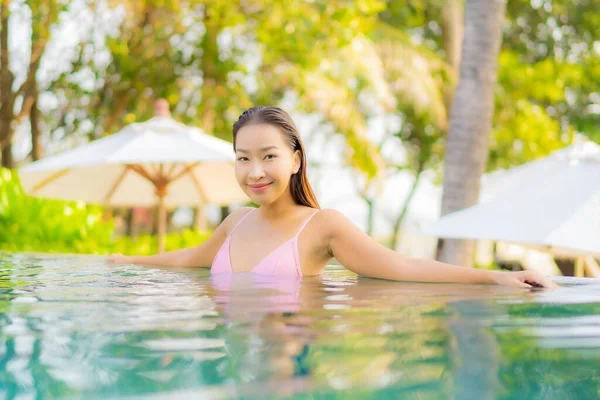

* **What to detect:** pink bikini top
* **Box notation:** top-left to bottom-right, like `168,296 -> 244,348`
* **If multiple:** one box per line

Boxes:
211,208 -> 319,276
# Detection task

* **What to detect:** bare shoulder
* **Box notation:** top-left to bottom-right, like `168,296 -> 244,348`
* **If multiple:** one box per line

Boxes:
314,208 -> 348,222
315,208 -> 348,222
221,207 -> 255,234
311,208 -> 353,238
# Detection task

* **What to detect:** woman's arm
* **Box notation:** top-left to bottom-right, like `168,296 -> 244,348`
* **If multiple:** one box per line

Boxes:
107,207 -> 252,267
321,210 -> 556,288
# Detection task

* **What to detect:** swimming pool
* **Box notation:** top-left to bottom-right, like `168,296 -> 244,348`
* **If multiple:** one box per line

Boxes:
1,253 -> 599,399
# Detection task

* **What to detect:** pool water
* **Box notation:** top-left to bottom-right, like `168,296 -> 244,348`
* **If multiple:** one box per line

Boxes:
1,253 -> 600,399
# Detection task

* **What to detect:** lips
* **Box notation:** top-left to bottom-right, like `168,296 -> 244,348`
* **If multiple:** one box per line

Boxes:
248,182 -> 273,193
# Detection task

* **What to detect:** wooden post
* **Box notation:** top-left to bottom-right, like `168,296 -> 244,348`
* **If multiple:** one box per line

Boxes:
584,256 -> 600,278
574,257 -> 585,278
156,182 -> 168,253
103,206 -> 112,222
195,204 -> 208,231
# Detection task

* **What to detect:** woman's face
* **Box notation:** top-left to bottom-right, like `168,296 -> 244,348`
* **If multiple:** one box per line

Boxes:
234,123 -> 300,206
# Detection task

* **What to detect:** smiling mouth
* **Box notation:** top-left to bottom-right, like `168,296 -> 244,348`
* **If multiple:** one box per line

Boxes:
248,182 -> 273,192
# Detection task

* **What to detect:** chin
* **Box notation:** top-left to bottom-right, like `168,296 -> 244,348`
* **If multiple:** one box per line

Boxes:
251,197 -> 276,206
247,192 -> 280,206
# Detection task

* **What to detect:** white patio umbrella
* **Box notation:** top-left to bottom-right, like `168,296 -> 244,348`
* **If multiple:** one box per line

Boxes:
19,100 -> 248,252
422,139 -> 600,275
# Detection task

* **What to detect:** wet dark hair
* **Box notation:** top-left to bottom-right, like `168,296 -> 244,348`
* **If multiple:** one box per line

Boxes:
232,106 -> 320,209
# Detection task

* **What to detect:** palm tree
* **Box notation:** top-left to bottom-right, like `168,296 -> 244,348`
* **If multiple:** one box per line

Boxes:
303,26 -> 450,178
275,21 -> 451,221
306,23 -> 452,248
437,0 -> 508,267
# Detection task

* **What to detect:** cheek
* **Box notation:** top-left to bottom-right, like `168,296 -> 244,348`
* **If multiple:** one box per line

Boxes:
234,164 -> 246,183
271,161 -> 295,186
267,160 -> 291,178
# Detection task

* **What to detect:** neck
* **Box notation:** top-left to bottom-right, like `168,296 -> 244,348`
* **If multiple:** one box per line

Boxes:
258,187 -> 298,220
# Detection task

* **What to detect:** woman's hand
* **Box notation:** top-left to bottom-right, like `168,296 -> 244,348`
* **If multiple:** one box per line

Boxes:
490,270 -> 558,289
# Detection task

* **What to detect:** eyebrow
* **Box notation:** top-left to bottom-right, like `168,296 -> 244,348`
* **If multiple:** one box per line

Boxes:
236,146 -> 279,153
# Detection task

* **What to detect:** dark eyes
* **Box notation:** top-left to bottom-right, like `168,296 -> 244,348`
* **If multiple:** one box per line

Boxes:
237,155 -> 276,161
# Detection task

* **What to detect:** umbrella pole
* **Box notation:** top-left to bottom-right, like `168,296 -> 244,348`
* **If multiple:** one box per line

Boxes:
574,256 -> 585,278
584,256 -> 600,278
156,183 -> 168,253
103,206 -> 112,222
195,204 -> 207,231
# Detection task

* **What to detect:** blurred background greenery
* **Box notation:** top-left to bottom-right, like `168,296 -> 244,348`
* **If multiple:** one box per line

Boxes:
0,0 -> 598,256
0,167 -> 210,254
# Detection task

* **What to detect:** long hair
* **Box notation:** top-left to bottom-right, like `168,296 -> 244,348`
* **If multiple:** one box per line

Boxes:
232,106 -> 320,209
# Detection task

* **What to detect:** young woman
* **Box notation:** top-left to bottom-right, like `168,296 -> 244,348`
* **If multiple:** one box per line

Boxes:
109,106 -> 556,289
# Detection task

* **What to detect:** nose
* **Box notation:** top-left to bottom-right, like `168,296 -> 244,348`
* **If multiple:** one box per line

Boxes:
248,161 -> 266,181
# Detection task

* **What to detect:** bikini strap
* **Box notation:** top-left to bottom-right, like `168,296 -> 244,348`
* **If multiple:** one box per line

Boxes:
229,208 -> 256,235
294,209 -> 320,239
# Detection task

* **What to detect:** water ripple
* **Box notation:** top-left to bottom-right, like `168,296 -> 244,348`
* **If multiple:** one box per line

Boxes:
0,252 -> 599,399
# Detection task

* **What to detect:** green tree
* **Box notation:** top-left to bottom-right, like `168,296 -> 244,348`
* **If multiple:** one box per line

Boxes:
0,0 -> 71,168
382,1 -> 597,255
380,0 -> 590,172
46,0 -> 390,176
488,0 -> 600,167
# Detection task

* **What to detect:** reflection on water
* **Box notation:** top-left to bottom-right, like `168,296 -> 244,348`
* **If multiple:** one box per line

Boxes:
0,253 -> 599,399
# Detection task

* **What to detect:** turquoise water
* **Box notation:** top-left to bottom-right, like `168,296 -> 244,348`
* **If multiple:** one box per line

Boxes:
1,253 -> 600,399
